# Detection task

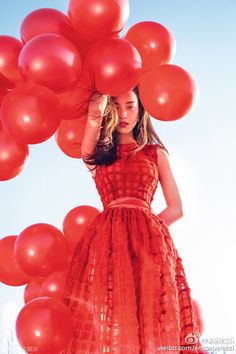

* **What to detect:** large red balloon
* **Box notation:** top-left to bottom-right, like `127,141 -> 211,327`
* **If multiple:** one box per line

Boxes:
0,35 -> 23,84
21,8 -> 93,63
139,64 -> 199,121
0,123 -> 29,181
124,21 -> 176,73
14,223 -> 71,277
68,0 -> 129,41
63,205 -> 100,250
18,33 -> 81,93
55,115 -> 87,158
0,236 -> 30,286
85,38 -> 142,95
20,8 -> 78,44
0,83 -> 62,144
16,297 -> 73,354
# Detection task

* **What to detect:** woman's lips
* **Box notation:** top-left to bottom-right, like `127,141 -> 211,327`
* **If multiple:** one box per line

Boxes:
119,122 -> 128,127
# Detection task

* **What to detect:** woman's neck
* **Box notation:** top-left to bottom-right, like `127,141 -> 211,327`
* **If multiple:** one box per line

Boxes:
118,133 -> 136,144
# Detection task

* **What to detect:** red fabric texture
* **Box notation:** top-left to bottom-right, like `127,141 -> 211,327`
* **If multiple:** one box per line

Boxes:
61,143 -> 206,354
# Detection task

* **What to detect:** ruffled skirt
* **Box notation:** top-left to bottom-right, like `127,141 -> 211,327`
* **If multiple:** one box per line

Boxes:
60,204 -> 204,354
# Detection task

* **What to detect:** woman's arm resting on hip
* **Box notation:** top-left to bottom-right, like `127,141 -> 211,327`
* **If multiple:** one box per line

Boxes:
155,146 -> 183,226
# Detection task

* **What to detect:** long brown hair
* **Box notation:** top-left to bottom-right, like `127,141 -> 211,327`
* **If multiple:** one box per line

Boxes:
83,86 -> 169,171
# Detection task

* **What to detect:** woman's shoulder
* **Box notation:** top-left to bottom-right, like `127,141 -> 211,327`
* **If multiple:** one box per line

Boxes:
145,143 -> 167,157
143,144 -> 169,169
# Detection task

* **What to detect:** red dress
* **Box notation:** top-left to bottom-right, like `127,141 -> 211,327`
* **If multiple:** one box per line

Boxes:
61,142 -> 205,354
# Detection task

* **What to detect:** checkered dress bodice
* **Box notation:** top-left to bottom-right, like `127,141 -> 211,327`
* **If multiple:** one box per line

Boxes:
92,143 -> 159,209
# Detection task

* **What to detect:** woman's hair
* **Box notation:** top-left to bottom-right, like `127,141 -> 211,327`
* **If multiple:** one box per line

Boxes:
83,85 -> 169,171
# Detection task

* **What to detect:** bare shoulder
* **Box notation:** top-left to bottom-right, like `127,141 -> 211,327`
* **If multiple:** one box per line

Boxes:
156,144 -> 168,155
146,144 -> 168,164
155,145 -> 169,163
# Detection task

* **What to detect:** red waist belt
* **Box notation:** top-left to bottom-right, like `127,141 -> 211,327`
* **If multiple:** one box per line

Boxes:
105,197 -> 151,211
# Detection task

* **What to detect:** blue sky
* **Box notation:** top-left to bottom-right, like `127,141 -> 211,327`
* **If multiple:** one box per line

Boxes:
1,0 -> 236,352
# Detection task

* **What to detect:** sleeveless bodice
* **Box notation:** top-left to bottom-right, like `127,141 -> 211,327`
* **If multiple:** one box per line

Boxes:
92,143 -> 159,209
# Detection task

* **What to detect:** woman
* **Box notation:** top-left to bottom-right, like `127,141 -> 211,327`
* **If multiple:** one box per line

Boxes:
61,86 -> 205,354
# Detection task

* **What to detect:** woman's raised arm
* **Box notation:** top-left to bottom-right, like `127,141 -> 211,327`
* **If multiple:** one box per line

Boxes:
81,92 -> 108,176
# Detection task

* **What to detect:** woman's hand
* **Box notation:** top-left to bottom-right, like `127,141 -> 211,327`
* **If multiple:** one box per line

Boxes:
88,92 -> 109,126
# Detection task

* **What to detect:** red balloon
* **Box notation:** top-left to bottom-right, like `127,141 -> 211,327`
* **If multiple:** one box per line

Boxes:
139,64 -> 199,121
24,277 -> 45,304
14,223 -> 71,277
0,83 -> 62,144
85,38 -> 142,95
63,205 -> 100,250
18,33 -> 82,93
40,270 -> 69,301
21,7 -> 93,63
16,297 -> 73,354
68,0 -> 129,41
0,236 -> 30,286
0,123 -> 29,181
21,8 -> 78,44
0,35 -> 24,84
24,269 -> 70,304
124,21 -> 176,72
55,115 -> 87,158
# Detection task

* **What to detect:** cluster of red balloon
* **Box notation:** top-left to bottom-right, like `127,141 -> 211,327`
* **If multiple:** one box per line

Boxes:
0,0 -> 198,182
0,204 -> 100,353
124,21 -> 199,121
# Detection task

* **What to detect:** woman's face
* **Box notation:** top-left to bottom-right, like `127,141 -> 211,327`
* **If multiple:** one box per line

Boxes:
112,90 -> 139,134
